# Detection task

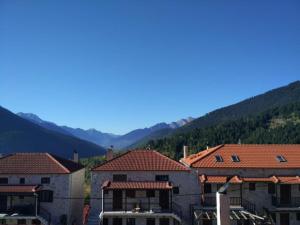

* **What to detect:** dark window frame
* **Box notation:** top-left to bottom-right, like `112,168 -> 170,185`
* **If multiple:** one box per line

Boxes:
155,175 -> 169,181
0,177 -> 8,184
113,174 -> 127,182
41,177 -> 50,184
19,178 -> 25,184
39,190 -> 53,202
215,155 -> 223,162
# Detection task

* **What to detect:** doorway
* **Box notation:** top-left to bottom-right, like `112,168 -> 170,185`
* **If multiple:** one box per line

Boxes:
280,184 -> 291,205
159,190 -> 169,210
280,213 -> 289,225
113,190 -> 123,210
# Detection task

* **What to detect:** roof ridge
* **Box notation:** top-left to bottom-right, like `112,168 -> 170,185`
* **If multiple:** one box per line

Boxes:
46,153 -> 70,173
152,150 -> 190,171
92,150 -> 133,171
187,144 -> 224,165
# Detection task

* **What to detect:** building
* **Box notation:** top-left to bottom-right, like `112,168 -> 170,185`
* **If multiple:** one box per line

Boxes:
90,149 -> 200,225
0,152 -> 85,225
181,144 -> 300,225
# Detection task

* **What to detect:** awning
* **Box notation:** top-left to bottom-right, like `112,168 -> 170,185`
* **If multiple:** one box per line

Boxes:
0,185 -> 41,193
199,175 -> 242,184
200,175 -> 300,184
102,181 -> 173,190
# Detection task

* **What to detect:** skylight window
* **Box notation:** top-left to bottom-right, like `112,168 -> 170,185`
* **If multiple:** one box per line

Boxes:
276,155 -> 287,162
215,155 -> 223,162
231,155 -> 240,162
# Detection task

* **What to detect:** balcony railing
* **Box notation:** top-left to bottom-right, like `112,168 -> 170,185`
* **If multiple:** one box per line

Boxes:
102,197 -> 182,218
201,197 -> 256,213
271,196 -> 300,208
0,204 -> 36,216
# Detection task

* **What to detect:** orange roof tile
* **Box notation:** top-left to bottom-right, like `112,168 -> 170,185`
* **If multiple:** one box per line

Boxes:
0,185 -> 41,193
102,181 -> 173,190
199,175 -> 300,184
0,153 -> 84,174
93,150 -> 189,171
181,144 -> 300,169
199,175 -> 242,184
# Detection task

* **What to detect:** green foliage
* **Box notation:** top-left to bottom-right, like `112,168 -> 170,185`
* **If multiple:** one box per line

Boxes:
145,103 -> 300,160
80,156 -> 106,184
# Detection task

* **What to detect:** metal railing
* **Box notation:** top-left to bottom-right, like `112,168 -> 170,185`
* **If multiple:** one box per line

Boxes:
38,207 -> 51,225
1,204 -> 36,216
102,197 -> 182,218
201,196 -> 256,213
271,196 -> 300,208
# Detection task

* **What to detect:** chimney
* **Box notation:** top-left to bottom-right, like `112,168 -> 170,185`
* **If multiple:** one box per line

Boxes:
183,145 -> 189,158
106,146 -> 114,161
73,150 -> 79,163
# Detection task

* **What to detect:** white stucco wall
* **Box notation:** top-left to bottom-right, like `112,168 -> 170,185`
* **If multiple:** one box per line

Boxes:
90,170 -> 200,225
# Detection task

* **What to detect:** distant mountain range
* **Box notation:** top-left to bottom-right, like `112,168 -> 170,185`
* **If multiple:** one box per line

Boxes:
0,107 -> 105,158
140,81 -> 300,158
3,81 -> 300,159
17,112 -> 194,149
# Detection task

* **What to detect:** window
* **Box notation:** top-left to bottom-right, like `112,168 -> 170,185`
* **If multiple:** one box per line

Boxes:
126,218 -> 135,225
297,213 -> 300,221
231,155 -> 240,162
126,190 -> 135,198
19,178 -> 25,184
146,190 -> 155,198
18,219 -> 26,225
276,155 -> 287,162
215,155 -> 223,162
249,183 -> 256,191
155,175 -> 169,181
159,218 -> 169,225
113,174 -> 127,182
41,177 -> 50,184
0,178 -> 8,184
204,183 -> 212,193
32,219 -> 41,225
102,218 -> 108,225
19,196 -> 24,200
173,187 -> 179,194
146,218 -> 155,225
39,190 -> 53,202
113,218 -> 122,225
268,183 -> 275,194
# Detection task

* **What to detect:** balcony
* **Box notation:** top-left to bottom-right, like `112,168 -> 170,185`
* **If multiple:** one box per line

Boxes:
202,197 -> 256,213
271,196 -> 300,208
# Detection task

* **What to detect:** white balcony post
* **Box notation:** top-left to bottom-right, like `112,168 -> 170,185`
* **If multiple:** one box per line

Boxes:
216,192 -> 230,225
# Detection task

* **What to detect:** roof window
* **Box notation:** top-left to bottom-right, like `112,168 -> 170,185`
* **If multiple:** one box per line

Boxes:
231,155 -> 240,162
276,155 -> 287,162
215,155 -> 223,162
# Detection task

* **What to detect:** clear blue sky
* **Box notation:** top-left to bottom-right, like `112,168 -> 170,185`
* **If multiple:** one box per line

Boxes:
0,0 -> 299,134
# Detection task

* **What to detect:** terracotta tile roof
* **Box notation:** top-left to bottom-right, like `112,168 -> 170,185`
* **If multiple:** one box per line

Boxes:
199,175 -> 242,184
200,175 -> 300,184
181,144 -> 300,169
92,150 -> 189,171
0,153 -> 84,174
277,176 -> 300,184
0,185 -> 41,193
102,181 -> 173,190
